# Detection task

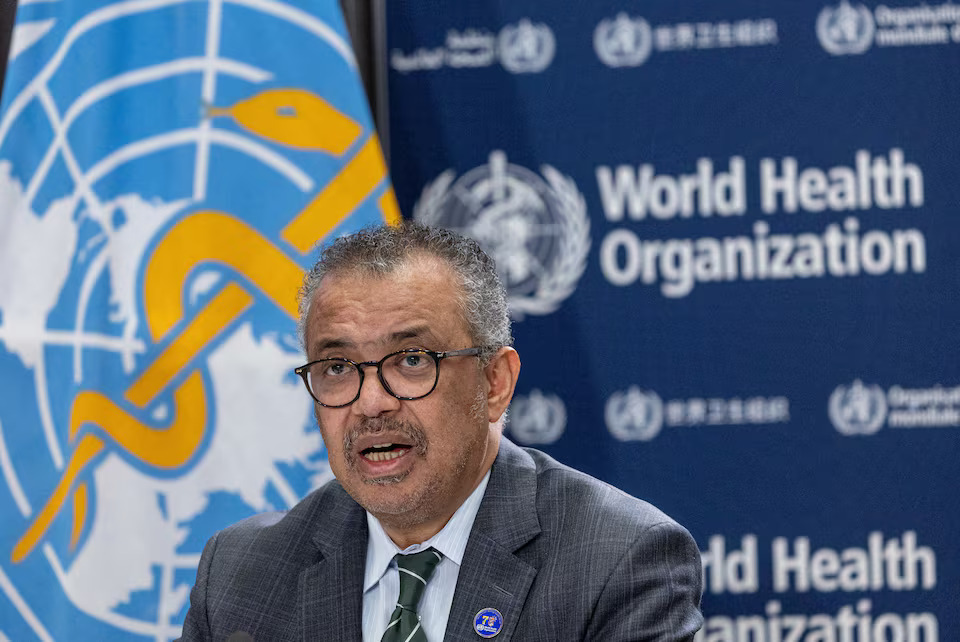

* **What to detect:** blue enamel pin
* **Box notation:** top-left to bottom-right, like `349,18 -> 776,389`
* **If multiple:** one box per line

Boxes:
474,608 -> 503,638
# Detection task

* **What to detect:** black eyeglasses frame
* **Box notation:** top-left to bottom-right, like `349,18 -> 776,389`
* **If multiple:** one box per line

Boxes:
294,347 -> 485,408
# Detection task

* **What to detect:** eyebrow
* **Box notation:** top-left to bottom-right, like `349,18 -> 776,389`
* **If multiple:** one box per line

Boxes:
389,326 -> 432,343
311,326 -> 438,355
311,338 -> 352,354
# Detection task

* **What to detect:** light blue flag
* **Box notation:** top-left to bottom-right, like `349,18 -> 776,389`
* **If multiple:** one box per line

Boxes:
0,1 -> 398,639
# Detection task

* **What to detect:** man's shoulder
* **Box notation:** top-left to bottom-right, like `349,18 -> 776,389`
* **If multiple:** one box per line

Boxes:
530,447 -> 675,526
477,441 -> 703,638
211,478 -> 358,555
496,439 -> 686,539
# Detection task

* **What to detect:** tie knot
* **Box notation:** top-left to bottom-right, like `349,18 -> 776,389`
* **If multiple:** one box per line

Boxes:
394,548 -> 443,610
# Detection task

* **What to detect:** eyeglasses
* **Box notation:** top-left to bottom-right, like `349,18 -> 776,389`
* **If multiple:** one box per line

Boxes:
294,347 -> 485,408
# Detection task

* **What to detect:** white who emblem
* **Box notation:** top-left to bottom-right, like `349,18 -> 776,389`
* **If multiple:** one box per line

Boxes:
509,389 -> 567,445
829,380 -> 888,435
605,387 -> 664,442
817,0 -> 875,55
498,19 -> 556,73
414,150 -> 590,319
594,13 -> 653,68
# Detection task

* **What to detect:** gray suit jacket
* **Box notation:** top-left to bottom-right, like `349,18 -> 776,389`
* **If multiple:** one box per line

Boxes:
179,439 -> 703,641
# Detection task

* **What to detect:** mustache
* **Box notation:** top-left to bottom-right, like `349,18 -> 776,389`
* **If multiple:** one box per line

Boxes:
343,416 -> 428,456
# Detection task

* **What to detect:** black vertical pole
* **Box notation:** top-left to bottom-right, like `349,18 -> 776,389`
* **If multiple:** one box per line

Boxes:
339,0 -> 390,163
369,0 -> 389,164
339,0 -> 374,108
0,0 -> 16,102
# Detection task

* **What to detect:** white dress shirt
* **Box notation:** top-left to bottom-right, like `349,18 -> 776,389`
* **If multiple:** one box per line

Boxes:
361,471 -> 491,642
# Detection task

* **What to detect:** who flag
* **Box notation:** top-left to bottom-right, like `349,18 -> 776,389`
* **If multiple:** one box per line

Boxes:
0,1 -> 398,639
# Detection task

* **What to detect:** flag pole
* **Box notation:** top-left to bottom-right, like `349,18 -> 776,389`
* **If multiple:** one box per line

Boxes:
0,0 -> 17,101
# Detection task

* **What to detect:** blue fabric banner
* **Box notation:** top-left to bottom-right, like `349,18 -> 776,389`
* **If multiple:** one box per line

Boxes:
0,1 -> 395,639
386,1 -> 959,638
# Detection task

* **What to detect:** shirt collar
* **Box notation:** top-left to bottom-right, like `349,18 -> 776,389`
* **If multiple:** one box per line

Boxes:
363,470 -> 491,592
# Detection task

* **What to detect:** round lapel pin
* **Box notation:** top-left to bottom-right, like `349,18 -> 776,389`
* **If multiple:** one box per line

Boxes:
474,608 -> 503,638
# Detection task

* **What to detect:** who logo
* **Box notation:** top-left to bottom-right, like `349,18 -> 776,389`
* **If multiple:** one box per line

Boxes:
498,19 -> 556,74
414,150 -> 590,320
594,13 -> 653,68
829,380 -> 888,435
605,387 -> 664,442
509,389 -> 566,446
817,0 -> 876,55
0,1 -> 394,640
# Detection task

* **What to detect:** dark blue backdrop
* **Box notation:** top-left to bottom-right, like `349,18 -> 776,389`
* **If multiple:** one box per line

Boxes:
385,1 -> 959,637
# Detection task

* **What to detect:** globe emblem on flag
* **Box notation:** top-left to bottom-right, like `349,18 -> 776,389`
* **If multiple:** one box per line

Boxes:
0,2 -> 392,640
413,150 -> 590,320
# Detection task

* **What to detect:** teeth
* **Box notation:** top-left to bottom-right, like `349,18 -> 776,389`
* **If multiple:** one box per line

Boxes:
364,448 -> 408,462
371,443 -> 394,449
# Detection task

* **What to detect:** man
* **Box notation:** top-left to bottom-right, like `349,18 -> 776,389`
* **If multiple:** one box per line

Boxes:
179,223 -> 703,641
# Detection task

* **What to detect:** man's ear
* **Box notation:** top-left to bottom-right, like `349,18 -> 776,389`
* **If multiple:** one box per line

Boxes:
484,347 -> 521,423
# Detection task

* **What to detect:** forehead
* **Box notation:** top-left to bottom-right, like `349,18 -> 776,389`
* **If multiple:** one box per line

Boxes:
305,256 -> 470,351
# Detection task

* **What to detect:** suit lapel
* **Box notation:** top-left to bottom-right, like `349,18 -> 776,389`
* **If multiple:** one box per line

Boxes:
444,439 -> 541,641
293,440 -> 540,641
298,483 -> 367,641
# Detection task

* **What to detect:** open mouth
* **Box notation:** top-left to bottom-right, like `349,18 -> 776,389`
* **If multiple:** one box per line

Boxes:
360,442 -> 411,462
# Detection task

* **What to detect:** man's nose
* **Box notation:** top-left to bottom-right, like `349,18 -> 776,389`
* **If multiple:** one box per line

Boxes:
352,366 -> 401,417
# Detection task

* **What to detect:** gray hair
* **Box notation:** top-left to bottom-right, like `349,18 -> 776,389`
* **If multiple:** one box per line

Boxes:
298,222 -> 513,362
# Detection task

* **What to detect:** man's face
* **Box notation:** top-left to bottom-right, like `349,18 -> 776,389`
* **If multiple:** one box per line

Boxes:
303,256 -> 502,535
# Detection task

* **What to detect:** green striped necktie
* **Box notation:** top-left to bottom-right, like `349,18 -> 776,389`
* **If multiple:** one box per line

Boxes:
380,547 -> 444,642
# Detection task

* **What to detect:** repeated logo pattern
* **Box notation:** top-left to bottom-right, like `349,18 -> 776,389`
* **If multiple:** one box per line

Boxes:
390,19 -> 555,74
829,380 -> 960,435
509,389 -> 567,445
498,19 -> 556,73
817,1 -> 876,55
829,380 -> 888,435
594,14 -> 653,67
605,387 -> 664,442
